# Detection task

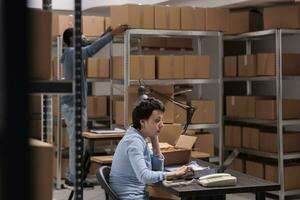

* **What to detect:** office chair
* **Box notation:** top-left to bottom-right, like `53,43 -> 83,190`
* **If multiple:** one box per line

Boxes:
96,166 -> 119,200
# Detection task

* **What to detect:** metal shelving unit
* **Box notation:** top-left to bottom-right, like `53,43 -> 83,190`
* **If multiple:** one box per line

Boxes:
224,29 -> 300,200
112,29 -> 224,164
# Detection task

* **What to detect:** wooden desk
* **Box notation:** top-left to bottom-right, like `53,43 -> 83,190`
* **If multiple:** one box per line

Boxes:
82,131 -> 125,155
157,160 -> 280,200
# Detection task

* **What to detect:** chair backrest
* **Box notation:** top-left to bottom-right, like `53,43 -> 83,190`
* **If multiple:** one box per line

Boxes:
96,166 -> 119,200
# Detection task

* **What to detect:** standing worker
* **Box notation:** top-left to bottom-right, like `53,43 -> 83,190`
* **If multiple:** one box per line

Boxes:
61,24 -> 128,187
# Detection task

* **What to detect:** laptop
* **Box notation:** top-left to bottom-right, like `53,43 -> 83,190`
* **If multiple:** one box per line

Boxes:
183,149 -> 240,180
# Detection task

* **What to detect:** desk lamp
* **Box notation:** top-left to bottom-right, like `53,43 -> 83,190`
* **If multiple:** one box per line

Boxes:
138,82 -> 196,135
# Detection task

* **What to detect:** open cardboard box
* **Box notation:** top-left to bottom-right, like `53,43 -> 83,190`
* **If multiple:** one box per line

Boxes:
157,124 -> 197,166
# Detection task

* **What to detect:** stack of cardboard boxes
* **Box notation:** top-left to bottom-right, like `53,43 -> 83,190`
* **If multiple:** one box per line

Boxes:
224,53 -> 300,77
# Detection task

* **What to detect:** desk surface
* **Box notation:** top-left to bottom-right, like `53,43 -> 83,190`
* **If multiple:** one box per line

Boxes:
83,131 -> 125,139
158,160 -> 280,198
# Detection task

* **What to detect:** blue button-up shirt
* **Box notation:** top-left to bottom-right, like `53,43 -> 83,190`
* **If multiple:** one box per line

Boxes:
60,32 -> 112,107
110,127 -> 167,200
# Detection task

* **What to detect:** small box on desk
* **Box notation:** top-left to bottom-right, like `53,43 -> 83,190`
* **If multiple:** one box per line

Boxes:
160,135 -> 197,166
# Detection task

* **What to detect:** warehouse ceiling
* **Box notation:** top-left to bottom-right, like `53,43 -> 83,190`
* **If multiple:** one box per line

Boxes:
27,0 -> 296,13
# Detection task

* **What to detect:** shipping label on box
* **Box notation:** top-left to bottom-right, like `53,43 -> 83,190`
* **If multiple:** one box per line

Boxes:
238,55 -> 257,77
181,7 -> 205,30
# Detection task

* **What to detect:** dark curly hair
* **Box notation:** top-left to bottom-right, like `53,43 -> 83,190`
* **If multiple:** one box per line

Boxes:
63,28 -> 73,47
132,97 -> 165,130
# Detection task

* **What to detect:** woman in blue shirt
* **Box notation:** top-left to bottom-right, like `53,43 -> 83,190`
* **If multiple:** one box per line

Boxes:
110,97 -> 191,199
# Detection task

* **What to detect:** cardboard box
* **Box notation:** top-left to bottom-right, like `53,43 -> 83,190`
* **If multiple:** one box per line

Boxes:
141,37 -> 167,48
191,100 -> 216,123
155,6 -> 181,30
257,53 -> 276,76
184,55 -> 210,79
229,158 -> 244,173
112,56 -> 155,80
83,16 -> 105,36
255,99 -> 300,120
242,127 -> 259,150
260,132 -> 300,153
87,58 -> 109,78
115,85 -> 174,125
166,38 -> 193,49
246,160 -> 264,179
224,125 -> 242,148
162,135 -> 197,166
265,164 -> 300,190
147,185 -> 180,200
52,14 -> 73,36
87,96 -> 107,118
205,8 -> 229,32
111,5 -> 154,29
174,100 -> 187,124
30,139 -> 53,200
181,7 -> 205,30
156,55 -> 185,79
104,17 -> 111,30
264,5 -> 300,29
257,53 -> 300,76
226,96 -> 256,118
238,55 -> 257,77
282,54 -> 300,75
29,9 -> 52,80
224,56 -> 237,77
227,10 -> 263,34
193,132 -> 214,156
158,124 -> 182,146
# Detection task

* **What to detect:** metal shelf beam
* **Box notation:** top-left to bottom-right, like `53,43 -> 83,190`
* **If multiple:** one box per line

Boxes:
224,29 -> 300,41
29,81 -> 73,94
225,147 -> 300,160
112,79 -> 220,85
224,117 -> 300,127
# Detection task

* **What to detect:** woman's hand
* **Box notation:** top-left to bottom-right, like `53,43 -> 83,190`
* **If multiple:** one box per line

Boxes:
111,24 -> 129,36
166,166 -> 194,180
